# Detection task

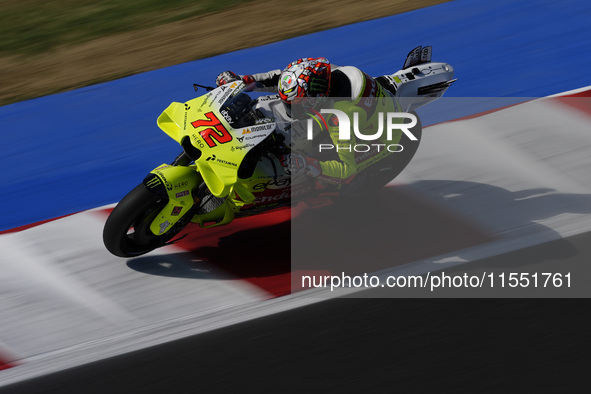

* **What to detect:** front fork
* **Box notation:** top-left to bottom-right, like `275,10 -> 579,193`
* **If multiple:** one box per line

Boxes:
142,159 -> 202,236
142,152 -> 246,236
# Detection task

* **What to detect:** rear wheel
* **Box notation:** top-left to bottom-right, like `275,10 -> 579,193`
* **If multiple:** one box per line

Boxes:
103,185 -> 181,257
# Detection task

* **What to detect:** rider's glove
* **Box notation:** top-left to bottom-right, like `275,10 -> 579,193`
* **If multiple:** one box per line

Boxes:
242,75 -> 255,85
285,154 -> 321,177
216,71 -> 256,87
216,71 -> 241,86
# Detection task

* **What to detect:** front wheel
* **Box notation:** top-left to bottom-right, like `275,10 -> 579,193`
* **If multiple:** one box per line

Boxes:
103,185 -> 180,257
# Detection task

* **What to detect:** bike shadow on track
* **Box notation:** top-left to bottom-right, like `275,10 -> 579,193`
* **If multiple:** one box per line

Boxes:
126,219 -> 291,280
126,180 -> 591,296
402,179 -> 591,269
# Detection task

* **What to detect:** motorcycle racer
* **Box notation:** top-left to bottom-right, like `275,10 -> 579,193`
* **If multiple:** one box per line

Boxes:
104,49 -> 452,257
215,57 -> 404,194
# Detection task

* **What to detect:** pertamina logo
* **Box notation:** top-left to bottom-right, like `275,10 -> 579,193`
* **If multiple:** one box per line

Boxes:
205,154 -> 237,167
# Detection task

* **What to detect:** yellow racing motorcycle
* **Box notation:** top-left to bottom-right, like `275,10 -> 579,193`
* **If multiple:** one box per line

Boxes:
103,47 -> 455,257
103,81 -> 304,257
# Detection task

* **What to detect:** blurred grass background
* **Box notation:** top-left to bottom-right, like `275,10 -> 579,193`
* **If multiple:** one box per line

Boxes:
0,0 -> 448,105
0,0 -> 252,56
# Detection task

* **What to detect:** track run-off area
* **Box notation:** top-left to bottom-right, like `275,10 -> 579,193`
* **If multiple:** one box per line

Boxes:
1,0 -> 591,385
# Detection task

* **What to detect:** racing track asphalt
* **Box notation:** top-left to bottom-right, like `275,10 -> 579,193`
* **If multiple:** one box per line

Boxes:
3,232 -> 591,393
2,0 -> 591,390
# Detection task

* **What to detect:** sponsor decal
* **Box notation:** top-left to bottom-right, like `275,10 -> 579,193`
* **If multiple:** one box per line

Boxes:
191,112 -> 233,148
216,82 -> 238,104
255,117 -> 275,124
361,77 -> 378,109
253,177 -> 292,190
155,171 -> 173,190
159,220 -> 171,234
173,180 -> 188,189
145,177 -> 162,189
197,97 -> 210,112
171,206 -> 183,216
252,184 -> 312,204
216,91 -> 232,105
175,190 -> 190,198
220,109 -> 233,123
249,123 -> 275,132
246,134 -> 266,140
205,154 -> 237,167
183,103 -> 191,129
257,94 -> 280,102
240,124 -> 273,135
230,143 -> 255,151
238,133 -> 266,142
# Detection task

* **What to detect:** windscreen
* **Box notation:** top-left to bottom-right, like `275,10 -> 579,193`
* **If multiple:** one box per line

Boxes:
220,91 -> 258,128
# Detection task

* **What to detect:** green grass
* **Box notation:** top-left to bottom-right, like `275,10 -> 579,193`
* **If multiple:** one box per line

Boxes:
0,0 -> 252,56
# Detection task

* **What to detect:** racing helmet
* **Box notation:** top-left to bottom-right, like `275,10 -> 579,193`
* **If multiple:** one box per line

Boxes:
278,57 -> 331,105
